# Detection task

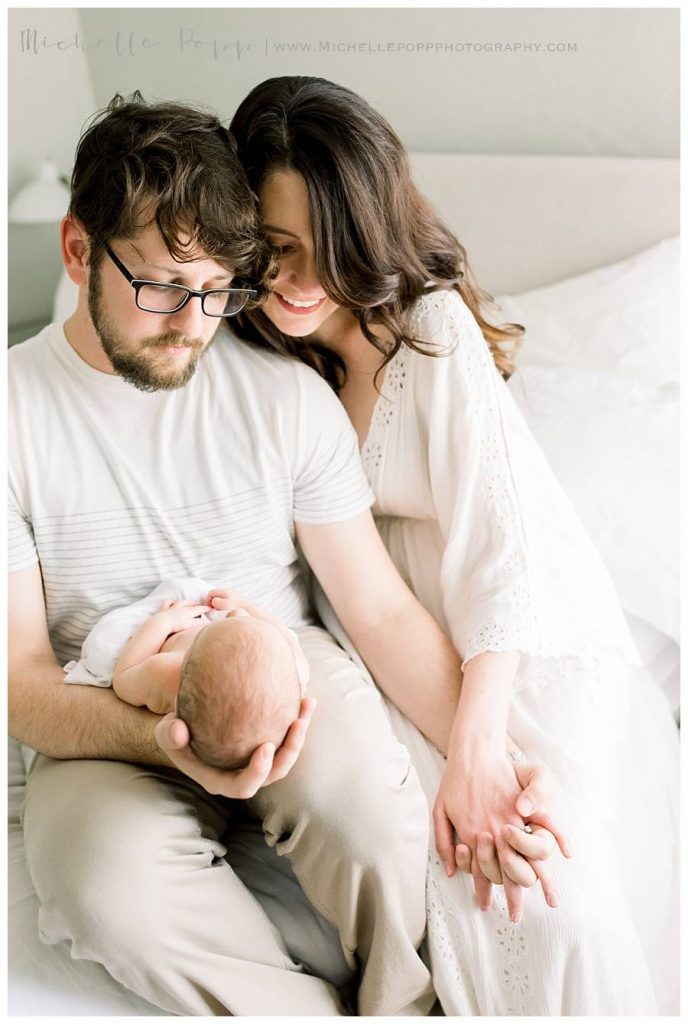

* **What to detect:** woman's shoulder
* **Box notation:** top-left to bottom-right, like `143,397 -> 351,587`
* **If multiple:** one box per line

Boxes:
400,288 -> 489,384
406,288 -> 482,353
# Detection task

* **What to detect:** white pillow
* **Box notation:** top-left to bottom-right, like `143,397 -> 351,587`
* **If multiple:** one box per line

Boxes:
496,236 -> 679,388
507,365 -> 679,643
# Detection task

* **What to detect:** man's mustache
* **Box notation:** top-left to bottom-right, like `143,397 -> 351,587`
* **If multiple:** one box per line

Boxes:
144,334 -> 205,351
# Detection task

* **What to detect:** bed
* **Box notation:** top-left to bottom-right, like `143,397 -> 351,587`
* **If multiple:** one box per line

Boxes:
8,153 -> 680,1015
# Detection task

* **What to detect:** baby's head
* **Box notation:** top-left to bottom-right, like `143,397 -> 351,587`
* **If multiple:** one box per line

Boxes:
176,614 -> 304,770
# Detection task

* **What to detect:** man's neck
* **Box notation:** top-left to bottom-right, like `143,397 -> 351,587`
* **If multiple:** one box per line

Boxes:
63,300 -> 116,374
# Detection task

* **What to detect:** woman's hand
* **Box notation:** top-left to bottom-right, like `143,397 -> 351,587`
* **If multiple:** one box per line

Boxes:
433,749 -> 530,922
454,761 -> 573,912
154,696 -> 316,798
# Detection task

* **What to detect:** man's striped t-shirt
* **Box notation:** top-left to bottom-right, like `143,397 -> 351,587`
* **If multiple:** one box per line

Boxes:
9,324 -> 374,668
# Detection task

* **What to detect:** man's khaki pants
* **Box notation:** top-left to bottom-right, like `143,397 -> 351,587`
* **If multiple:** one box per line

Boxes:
21,626 -> 434,1016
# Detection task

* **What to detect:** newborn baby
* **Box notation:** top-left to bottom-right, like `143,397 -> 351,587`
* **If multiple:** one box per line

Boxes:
63,580 -> 308,770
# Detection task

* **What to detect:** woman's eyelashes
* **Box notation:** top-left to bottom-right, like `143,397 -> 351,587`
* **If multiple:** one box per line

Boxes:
265,237 -> 296,255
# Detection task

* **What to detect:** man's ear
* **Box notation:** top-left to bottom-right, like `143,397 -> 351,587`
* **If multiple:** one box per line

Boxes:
60,215 -> 92,287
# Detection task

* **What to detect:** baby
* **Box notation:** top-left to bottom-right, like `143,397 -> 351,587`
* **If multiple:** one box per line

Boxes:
63,580 -> 308,770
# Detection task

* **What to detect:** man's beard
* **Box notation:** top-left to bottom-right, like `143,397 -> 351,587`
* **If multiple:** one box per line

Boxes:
88,268 -> 214,392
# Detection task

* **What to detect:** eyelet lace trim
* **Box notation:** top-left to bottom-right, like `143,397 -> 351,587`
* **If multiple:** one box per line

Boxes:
361,347 -> 409,473
425,849 -> 535,1015
411,293 -> 542,665
425,851 -> 477,1012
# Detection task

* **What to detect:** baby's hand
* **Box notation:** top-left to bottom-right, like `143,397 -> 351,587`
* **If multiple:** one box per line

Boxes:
158,600 -> 211,633
206,588 -> 247,613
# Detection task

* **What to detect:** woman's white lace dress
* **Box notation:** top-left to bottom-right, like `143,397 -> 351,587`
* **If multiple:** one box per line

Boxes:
316,289 -> 679,1014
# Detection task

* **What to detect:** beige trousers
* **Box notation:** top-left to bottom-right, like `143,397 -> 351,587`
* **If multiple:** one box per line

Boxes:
21,625 -> 434,1016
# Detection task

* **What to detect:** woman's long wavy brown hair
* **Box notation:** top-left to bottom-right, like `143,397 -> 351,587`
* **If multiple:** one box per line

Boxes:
229,76 -> 523,387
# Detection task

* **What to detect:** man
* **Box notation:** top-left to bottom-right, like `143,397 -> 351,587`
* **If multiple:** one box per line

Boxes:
8,93 -> 456,1016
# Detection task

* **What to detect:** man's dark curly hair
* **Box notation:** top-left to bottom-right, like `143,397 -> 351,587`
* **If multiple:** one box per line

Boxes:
69,91 -> 270,294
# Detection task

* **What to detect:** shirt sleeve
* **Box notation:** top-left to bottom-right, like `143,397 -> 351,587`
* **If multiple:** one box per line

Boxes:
412,290 -> 542,670
291,365 -> 375,524
8,487 -> 38,574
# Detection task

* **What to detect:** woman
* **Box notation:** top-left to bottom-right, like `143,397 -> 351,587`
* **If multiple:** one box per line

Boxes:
228,76 -> 679,1014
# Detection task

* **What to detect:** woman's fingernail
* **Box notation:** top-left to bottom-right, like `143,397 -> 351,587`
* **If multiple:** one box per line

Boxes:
511,912 -> 522,924
519,798 -> 533,815
547,893 -> 559,908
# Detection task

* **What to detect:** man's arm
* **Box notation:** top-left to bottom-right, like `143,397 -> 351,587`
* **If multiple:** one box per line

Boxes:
296,510 -> 463,755
9,563 -> 170,764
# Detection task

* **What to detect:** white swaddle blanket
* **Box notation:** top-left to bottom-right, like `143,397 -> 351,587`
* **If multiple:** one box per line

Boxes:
63,578 -> 225,686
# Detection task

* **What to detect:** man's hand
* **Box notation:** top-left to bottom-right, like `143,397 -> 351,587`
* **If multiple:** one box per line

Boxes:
154,696 -> 317,798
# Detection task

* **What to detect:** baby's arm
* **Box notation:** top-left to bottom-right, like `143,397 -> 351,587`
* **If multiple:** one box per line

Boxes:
113,601 -> 209,715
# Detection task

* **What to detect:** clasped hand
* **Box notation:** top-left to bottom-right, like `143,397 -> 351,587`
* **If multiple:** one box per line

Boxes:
433,755 -> 572,923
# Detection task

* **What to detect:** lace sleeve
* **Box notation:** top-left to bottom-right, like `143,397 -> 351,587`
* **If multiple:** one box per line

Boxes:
410,290 -> 542,669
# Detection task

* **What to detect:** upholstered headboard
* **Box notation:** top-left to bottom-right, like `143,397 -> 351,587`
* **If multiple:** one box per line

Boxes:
408,154 -> 679,296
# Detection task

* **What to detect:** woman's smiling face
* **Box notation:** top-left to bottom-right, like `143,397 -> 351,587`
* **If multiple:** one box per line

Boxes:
259,169 -> 342,338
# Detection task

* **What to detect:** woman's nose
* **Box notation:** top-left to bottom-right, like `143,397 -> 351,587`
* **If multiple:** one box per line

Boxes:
283,252 -> 320,294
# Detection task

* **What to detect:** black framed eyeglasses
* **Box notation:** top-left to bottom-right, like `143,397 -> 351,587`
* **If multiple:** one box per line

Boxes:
104,243 -> 257,318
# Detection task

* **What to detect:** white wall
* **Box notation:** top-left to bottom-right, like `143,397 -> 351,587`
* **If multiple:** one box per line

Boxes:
78,6 -> 679,157
8,8 -> 97,337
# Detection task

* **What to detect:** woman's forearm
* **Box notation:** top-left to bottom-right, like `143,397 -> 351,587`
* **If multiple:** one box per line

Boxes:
447,650 -> 521,764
